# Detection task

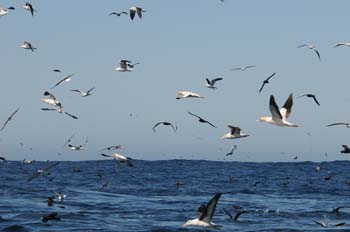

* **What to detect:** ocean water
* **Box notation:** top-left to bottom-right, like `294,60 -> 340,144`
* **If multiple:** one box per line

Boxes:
1,160 -> 350,232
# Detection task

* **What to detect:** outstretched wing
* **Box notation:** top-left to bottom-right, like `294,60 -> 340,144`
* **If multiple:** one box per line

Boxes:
201,193 -> 222,223
280,93 -> 293,119
269,95 -> 283,121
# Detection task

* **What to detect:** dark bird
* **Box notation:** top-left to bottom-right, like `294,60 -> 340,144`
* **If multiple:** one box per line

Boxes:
176,178 -> 183,189
297,44 -> 321,60
187,111 -> 216,128
0,157 -> 7,162
258,72 -> 276,93
27,161 -> 59,182
51,73 -> 75,89
53,69 -> 61,73
231,65 -> 256,71
109,11 -> 128,16
222,208 -> 248,221
41,212 -> 60,222
326,122 -> 350,128
152,122 -> 177,133
100,145 -> 122,151
225,145 -> 237,156
341,145 -> 350,154
47,197 -> 55,207
8,7 -> 15,10
97,173 -> 108,191
0,107 -> 20,131
129,6 -> 145,20
23,2 -> 35,16
205,78 -> 223,89
298,94 -> 320,106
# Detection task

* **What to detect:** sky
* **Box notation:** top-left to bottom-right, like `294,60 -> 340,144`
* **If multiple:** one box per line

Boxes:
0,0 -> 350,162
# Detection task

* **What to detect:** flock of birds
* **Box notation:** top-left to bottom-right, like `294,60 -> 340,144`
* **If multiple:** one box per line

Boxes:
1,1 -> 350,230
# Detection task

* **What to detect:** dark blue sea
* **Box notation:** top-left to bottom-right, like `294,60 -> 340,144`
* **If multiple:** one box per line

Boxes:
1,160 -> 350,231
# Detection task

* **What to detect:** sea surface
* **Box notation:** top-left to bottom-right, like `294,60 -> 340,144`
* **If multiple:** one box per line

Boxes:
1,160 -> 350,232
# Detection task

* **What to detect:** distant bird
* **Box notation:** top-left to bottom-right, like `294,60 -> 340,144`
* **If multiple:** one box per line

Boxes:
298,94 -> 320,106
333,42 -> 350,48
258,93 -> 298,127
297,44 -> 321,60
47,197 -> 54,207
225,145 -> 237,156
41,108 -> 78,120
183,193 -> 222,229
41,212 -> 60,222
152,122 -> 177,133
293,156 -> 298,160
53,69 -> 61,73
8,7 -> 15,10
70,87 -> 94,97
221,126 -> 249,139
27,161 -> 59,182
231,65 -> 256,71
176,91 -> 204,99
0,107 -> 20,131
109,11 -> 128,16
22,159 -> 35,164
100,145 -> 122,151
51,73 -> 75,89
188,112 -> 216,128
63,134 -> 75,147
129,6 -> 145,20
67,144 -> 84,150
258,72 -> 276,93
313,220 -> 346,228
341,145 -> 350,154
23,2 -> 35,16
205,78 -> 223,89
20,41 -> 36,52
115,60 -> 139,72
326,123 -> 350,128
101,153 -> 133,166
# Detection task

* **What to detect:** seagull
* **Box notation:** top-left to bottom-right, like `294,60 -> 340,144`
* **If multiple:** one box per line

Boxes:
23,2 -> 35,16
258,93 -> 298,127
101,153 -> 134,166
258,72 -> 276,93
225,145 -> 237,156
298,94 -> 320,106
100,145 -> 122,151
152,122 -> 177,133
221,126 -> 249,139
51,73 -> 75,89
70,87 -> 95,97
231,65 -> 256,71
0,107 -> 20,131
326,123 -> 350,128
176,91 -> 204,99
333,42 -> 350,48
187,112 -> 216,128
183,193 -> 222,229
115,60 -> 139,72
129,7 -> 145,20
27,161 -> 59,182
297,44 -> 321,60
205,78 -> 223,89
109,11 -> 128,16
41,108 -> 78,119
20,41 -> 36,52
341,145 -> 350,154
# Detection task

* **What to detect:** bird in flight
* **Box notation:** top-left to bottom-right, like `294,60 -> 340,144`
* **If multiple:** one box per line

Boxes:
109,11 -> 128,16
231,65 -> 256,71
115,60 -> 139,72
341,145 -> 350,154
176,91 -> 204,99
225,145 -> 238,156
221,126 -> 249,139
205,78 -> 223,89
23,2 -> 35,17
100,145 -> 122,151
326,122 -> 350,128
53,69 -> 62,73
20,41 -> 36,52
0,107 -> 20,131
258,93 -> 298,127
188,112 -> 216,128
129,6 -> 145,20
101,153 -> 134,167
70,87 -> 95,97
333,42 -> 350,48
258,72 -> 276,93
152,122 -> 177,133
298,94 -> 320,106
51,73 -> 75,89
27,161 -> 59,182
297,44 -> 321,60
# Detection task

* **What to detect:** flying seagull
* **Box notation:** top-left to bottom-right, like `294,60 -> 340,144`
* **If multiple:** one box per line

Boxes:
20,41 -> 36,52
176,91 -> 204,99
183,193 -> 222,229
100,145 -> 122,151
70,87 -> 95,97
109,11 -> 128,16
101,153 -> 133,166
23,2 -> 35,16
297,44 -> 321,60
333,42 -> 350,48
221,126 -> 249,139
152,122 -> 177,133
187,112 -> 216,128
231,65 -> 256,71
258,72 -> 276,93
341,145 -> 350,154
27,161 -> 59,182
51,73 -> 75,89
115,60 -> 139,72
326,123 -> 350,128
298,94 -> 320,106
225,145 -> 237,156
205,78 -> 223,89
129,6 -> 145,20
258,93 -> 298,127
0,107 -> 20,131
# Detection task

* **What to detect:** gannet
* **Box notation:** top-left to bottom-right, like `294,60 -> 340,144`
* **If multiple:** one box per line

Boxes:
298,94 -> 320,106
221,125 -> 249,139
258,72 -> 276,93
101,153 -> 133,166
297,44 -> 321,60
258,93 -> 298,127
0,107 -> 20,131
231,65 -> 256,71
20,41 -> 36,52
183,193 -> 222,229
129,7 -> 145,20
188,112 -> 216,128
152,122 -> 177,133
70,87 -> 94,97
205,78 -> 223,89
176,91 -> 204,99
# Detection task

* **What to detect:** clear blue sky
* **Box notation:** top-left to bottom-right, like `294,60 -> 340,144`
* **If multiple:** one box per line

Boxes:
1,0 -> 350,161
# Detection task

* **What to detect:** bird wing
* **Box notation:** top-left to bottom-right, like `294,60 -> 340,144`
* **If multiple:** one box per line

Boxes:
258,82 -> 266,93
280,93 -> 293,119
233,211 -> 247,221
63,134 -> 75,147
342,145 -> 349,150
269,95 -> 283,121
51,73 -> 74,89
245,65 -> 256,69
297,44 -> 308,48
333,222 -> 346,227
314,49 -> 321,60
87,87 -> 95,94
206,78 -> 211,85
152,122 -> 162,133
187,111 -> 201,119
27,161 -> 59,182
326,123 -> 348,127
44,91 -> 56,100
312,95 -> 320,106
211,78 -> 223,85
136,7 -> 143,18
266,72 -> 276,81
129,8 -> 136,20
64,112 -> 78,119
222,208 -> 233,220
206,120 -> 216,128
228,125 -> 240,135
231,67 -> 241,71
101,153 -> 112,158
71,89 -> 83,94
0,107 -> 20,131
201,193 -> 221,223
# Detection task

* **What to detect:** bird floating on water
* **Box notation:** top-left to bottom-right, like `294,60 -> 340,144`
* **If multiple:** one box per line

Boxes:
129,7 -> 145,20
221,126 -> 249,139
297,44 -> 321,60
258,72 -> 276,93
176,91 -> 204,99
258,93 -> 298,127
